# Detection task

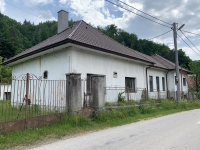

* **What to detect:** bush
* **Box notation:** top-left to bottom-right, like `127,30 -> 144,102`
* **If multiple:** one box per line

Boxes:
117,92 -> 125,103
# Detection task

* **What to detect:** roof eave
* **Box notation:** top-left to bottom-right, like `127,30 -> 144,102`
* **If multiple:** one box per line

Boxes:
3,39 -> 155,66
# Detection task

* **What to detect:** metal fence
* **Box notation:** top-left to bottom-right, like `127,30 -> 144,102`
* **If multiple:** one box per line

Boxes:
105,87 -> 146,103
0,73 -> 67,133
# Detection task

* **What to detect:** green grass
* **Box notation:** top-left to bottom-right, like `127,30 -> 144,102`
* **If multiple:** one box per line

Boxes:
0,99 -> 200,149
0,100 -> 64,122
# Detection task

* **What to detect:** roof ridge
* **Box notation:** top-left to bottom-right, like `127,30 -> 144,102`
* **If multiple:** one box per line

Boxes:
154,54 -> 175,66
68,20 -> 83,39
151,55 -> 170,69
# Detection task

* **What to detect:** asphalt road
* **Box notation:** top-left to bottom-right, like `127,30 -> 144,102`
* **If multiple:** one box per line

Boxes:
31,109 -> 200,150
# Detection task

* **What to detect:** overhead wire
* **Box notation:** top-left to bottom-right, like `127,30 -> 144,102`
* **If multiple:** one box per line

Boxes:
177,34 -> 200,57
118,0 -> 171,26
105,0 -> 172,28
179,30 -> 200,54
181,30 -> 200,36
147,30 -> 172,40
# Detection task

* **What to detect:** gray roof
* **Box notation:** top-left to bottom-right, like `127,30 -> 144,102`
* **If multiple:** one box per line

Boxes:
3,20 -> 154,65
152,54 -> 191,73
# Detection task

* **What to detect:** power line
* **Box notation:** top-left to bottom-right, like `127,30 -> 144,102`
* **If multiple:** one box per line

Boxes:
181,30 -> 200,36
118,0 -> 171,26
147,30 -> 172,40
105,0 -> 171,28
179,30 -> 200,54
177,33 -> 200,57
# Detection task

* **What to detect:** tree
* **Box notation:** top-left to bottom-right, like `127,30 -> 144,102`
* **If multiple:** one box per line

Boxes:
189,61 -> 200,92
0,57 -> 12,82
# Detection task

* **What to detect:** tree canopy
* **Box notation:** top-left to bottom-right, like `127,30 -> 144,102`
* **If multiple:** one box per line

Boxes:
189,60 -> 200,92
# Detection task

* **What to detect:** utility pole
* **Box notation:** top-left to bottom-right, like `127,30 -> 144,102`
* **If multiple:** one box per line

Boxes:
172,22 -> 181,103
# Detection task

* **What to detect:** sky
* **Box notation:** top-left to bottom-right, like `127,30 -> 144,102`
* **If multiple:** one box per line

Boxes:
0,0 -> 200,60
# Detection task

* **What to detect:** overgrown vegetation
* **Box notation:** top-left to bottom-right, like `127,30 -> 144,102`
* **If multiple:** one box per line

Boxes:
0,99 -> 200,149
0,101 -> 63,122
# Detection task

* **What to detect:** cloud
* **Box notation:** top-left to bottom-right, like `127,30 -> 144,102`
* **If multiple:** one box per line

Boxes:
59,0 -> 67,4
0,0 -> 6,13
181,46 -> 200,60
25,0 -> 54,6
37,10 -> 56,23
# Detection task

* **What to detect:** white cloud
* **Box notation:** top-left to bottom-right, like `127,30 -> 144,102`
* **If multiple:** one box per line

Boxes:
0,0 -> 6,13
59,0 -> 67,4
37,10 -> 56,23
181,46 -> 200,60
59,0 -> 143,29
25,0 -> 54,6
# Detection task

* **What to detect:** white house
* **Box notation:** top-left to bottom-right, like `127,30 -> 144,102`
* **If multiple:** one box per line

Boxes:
0,83 -> 11,100
2,10 -> 190,105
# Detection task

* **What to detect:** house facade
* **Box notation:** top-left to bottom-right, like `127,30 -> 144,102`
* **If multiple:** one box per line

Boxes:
3,10 -> 190,105
0,83 -> 11,100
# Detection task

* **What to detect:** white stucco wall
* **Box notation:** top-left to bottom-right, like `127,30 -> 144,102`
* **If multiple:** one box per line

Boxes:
11,45 -> 151,104
147,68 -> 167,99
0,84 -> 11,100
167,70 -> 189,99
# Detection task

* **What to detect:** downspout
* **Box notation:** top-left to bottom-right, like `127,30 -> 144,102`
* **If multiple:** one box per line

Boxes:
166,70 -> 169,98
146,66 -> 153,100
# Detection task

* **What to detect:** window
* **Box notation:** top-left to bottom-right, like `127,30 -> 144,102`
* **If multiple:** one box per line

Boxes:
43,70 -> 48,79
175,76 -> 177,85
156,76 -> 160,91
149,76 -> 153,92
113,72 -> 117,78
125,77 -> 136,92
162,77 -> 165,91
183,78 -> 186,86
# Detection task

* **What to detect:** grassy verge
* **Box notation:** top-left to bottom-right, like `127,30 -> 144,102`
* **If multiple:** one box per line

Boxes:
0,100 -> 200,149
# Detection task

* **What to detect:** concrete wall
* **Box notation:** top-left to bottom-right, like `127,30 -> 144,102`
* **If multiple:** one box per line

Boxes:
147,68 -> 167,99
0,84 -> 11,100
71,47 -> 147,102
167,70 -> 189,99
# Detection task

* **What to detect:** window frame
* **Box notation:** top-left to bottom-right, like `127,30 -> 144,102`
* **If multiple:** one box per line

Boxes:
162,77 -> 165,91
125,77 -> 136,93
43,70 -> 48,79
156,76 -> 160,92
149,76 -> 153,92
183,78 -> 186,86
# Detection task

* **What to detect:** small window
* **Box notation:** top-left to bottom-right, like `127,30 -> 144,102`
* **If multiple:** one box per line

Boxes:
113,72 -> 117,78
175,76 -> 177,85
162,77 -> 165,91
156,76 -> 160,91
183,78 -> 186,86
149,76 -> 153,92
43,70 -> 48,79
125,77 -> 136,92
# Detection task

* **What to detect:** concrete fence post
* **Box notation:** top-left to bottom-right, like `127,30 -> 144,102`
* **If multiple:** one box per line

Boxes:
91,75 -> 105,111
66,73 -> 82,113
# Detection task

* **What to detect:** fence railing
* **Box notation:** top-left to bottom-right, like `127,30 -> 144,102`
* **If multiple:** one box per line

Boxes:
0,74 -> 69,133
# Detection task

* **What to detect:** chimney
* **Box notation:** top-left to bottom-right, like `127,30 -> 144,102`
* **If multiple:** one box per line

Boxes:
57,10 -> 68,34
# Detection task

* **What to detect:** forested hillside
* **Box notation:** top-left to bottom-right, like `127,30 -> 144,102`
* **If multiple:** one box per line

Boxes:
0,13 -> 192,82
97,24 -> 191,69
